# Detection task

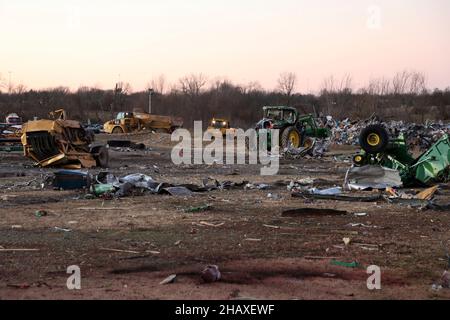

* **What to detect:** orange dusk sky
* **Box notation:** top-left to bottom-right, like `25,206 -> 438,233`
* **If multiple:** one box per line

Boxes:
0,0 -> 449,92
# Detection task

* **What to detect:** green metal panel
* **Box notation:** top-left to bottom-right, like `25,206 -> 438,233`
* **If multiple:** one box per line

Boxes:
414,134 -> 450,185
353,133 -> 449,186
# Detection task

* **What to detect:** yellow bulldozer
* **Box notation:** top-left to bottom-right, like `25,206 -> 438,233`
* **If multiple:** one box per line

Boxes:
207,118 -> 238,137
21,109 -> 109,169
103,111 -> 183,134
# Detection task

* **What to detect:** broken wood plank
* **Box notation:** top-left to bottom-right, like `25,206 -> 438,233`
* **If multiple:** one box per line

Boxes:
160,274 -> 177,285
416,186 -> 438,201
99,247 -> 140,254
198,221 -> 225,228
263,224 -> 281,229
0,249 -> 39,252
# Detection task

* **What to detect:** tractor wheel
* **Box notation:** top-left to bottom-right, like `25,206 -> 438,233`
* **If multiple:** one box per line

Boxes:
359,124 -> 389,154
112,126 -> 124,134
353,154 -> 365,166
281,126 -> 301,149
94,146 -> 109,168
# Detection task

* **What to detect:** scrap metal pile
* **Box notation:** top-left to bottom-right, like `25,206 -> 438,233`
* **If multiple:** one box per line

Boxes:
284,115 -> 449,159
321,116 -> 450,150
0,113 -> 23,152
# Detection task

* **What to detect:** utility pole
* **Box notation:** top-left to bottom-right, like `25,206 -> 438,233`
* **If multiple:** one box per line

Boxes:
148,88 -> 154,114
8,71 -> 12,93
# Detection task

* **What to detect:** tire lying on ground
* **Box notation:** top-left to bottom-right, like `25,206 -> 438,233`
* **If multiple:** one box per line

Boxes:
359,124 -> 389,154
92,146 -> 109,168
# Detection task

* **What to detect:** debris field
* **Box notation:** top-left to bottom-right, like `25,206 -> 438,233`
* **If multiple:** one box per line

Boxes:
0,132 -> 449,300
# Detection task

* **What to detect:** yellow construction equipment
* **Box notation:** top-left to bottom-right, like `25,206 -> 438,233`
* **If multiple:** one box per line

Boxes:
207,118 -> 237,137
21,109 -> 108,169
103,111 -> 183,134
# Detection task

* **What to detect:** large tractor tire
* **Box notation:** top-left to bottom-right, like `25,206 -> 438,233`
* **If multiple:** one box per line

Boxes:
359,124 -> 389,154
281,126 -> 301,149
93,146 -> 109,168
112,126 -> 124,134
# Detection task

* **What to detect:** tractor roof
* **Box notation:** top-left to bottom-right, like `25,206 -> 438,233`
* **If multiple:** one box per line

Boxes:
263,106 -> 297,112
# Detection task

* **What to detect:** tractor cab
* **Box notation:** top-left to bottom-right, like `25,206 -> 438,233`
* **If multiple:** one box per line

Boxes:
116,112 -> 134,120
258,106 -> 330,149
263,106 -> 297,129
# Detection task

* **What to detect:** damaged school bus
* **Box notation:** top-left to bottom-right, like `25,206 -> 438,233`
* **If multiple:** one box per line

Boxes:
21,109 -> 109,169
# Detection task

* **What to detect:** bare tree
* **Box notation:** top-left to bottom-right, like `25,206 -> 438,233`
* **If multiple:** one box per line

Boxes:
392,70 -> 412,95
392,70 -> 427,95
319,75 -> 353,115
13,84 -> 27,94
366,77 -> 390,95
244,81 -> 264,93
210,76 -> 230,91
0,73 -> 7,91
179,73 -> 207,96
148,74 -> 167,94
121,82 -> 132,94
320,75 -> 336,94
338,74 -> 353,92
380,77 -> 391,95
277,72 -> 297,105
0,73 -> 16,93
111,82 -> 131,113
409,72 -> 427,94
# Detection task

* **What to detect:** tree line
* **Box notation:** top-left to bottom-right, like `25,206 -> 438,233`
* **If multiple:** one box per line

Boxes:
0,71 -> 449,128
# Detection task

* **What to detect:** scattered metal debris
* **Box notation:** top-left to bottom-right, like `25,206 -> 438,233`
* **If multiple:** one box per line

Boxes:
308,187 -> 342,195
53,170 -> 91,190
161,187 -> 193,197
345,165 -> 403,191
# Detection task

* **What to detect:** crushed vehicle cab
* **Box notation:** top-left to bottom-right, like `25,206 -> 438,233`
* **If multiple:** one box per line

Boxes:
353,124 -> 450,186
257,106 -> 330,149
104,111 -> 183,134
0,113 -> 23,152
207,118 -> 237,137
21,109 -> 108,169
6,113 -> 22,125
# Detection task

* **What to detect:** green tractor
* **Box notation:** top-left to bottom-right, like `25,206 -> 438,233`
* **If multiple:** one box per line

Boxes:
353,124 -> 450,186
256,106 -> 330,149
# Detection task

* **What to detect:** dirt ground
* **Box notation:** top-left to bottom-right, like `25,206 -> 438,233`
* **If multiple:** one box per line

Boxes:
0,132 -> 449,300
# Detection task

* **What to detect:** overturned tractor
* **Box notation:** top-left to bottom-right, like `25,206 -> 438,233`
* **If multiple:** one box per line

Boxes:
353,124 -> 449,186
21,109 -> 108,169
